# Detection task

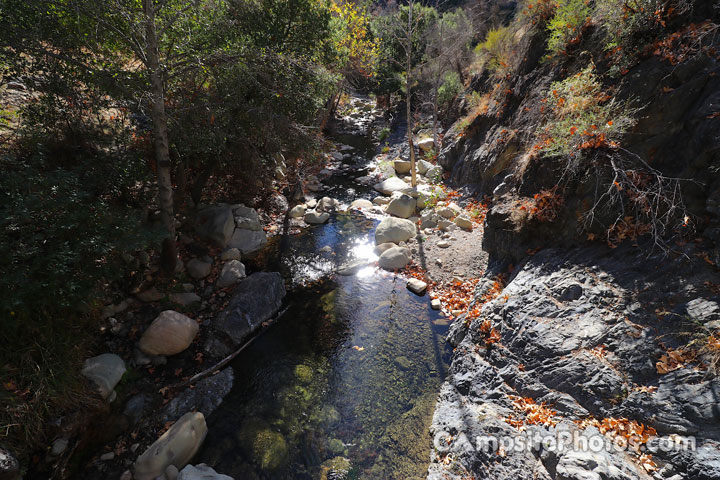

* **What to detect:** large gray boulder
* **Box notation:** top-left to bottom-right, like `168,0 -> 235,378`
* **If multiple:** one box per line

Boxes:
206,273 -> 286,357
375,217 -> 417,245
417,159 -> 434,175
385,194 -> 417,219
195,206 -> 234,248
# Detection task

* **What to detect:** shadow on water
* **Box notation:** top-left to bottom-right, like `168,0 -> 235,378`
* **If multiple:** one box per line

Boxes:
198,104 -> 451,479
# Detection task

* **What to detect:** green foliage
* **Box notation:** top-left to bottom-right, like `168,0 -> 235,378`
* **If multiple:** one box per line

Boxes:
371,3 -> 440,95
546,0 -> 592,57
535,64 -> 635,160
378,127 -> 391,142
474,26 -> 512,72
437,71 -> 463,108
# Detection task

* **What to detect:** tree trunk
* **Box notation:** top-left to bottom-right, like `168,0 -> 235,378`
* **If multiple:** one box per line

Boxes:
143,0 -> 175,240
406,0 -> 417,188
432,85 -> 439,152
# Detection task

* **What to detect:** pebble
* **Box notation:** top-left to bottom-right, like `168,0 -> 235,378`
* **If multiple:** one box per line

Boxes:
100,452 -> 115,461
51,438 -> 69,456
431,299 -> 441,310
437,241 -> 450,248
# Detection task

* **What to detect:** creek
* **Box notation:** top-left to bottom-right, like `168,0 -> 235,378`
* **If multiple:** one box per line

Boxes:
196,96 -> 451,479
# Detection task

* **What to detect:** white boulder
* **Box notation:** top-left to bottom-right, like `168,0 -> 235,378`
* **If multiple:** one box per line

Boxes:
373,177 -> 409,195
289,205 -> 306,218
133,412 -> 208,480
138,311 -> 199,356
304,211 -> 330,224
375,217 -> 417,245
393,159 -> 411,174
378,246 -> 412,270
385,194 -> 417,219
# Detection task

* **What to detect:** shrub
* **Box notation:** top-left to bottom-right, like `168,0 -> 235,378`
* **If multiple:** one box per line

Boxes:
533,64 -> 635,161
474,26 -> 513,72
378,127 -> 391,142
545,0 -> 593,57
437,71 -> 463,108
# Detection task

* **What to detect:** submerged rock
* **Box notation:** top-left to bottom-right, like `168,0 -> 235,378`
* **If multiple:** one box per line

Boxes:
320,457 -> 351,480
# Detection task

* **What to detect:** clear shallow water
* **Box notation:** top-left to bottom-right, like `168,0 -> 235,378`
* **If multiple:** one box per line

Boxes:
198,107 -> 451,479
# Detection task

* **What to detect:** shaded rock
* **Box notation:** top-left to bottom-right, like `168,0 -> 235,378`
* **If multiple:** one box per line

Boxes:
124,393 -> 152,425
232,205 -> 262,231
289,205 -> 306,218
0,448 -> 19,480
375,217 -> 417,245
228,228 -> 267,256
162,368 -> 234,423
407,278 -> 427,295
378,246 -> 411,270
133,412 -> 207,480
386,194 -> 417,219
207,273 -> 286,356
170,292 -> 201,306
394,159 -> 412,174
178,464 -> 233,480
195,206 -> 234,248
81,353 -> 126,400
51,438 -> 69,457
374,177 -> 409,195
138,311 -> 199,356
187,259 -> 212,279
304,210 -> 330,224
136,287 -> 166,303
217,260 -> 246,288
220,248 -> 241,261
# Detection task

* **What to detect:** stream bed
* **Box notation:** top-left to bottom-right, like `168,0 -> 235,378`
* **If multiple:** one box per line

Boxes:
196,99 -> 451,479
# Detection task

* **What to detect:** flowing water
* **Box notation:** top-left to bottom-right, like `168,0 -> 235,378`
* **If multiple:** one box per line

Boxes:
197,99 -> 451,479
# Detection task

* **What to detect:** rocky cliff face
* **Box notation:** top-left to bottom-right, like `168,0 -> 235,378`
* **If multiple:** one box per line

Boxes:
428,2 -> 720,479
429,243 -> 720,480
